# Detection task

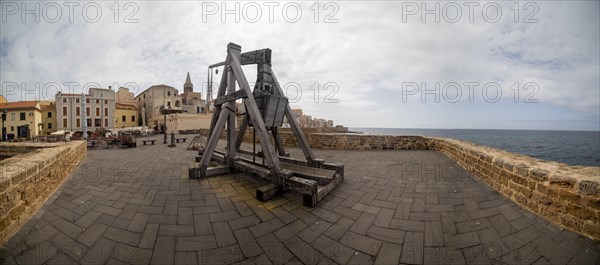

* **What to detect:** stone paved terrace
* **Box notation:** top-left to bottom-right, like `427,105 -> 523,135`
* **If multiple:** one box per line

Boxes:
1,135 -> 599,265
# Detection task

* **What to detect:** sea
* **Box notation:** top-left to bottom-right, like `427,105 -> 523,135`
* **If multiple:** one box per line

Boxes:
350,128 -> 600,167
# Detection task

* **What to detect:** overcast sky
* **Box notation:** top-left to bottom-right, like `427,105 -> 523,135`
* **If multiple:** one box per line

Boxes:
1,1 -> 598,130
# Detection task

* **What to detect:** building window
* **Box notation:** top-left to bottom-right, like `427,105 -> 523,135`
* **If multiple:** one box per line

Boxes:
87,118 -> 92,126
20,112 -> 25,120
63,119 -> 67,127
143,94 -> 146,99
62,98 -> 67,103
94,119 -> 101,127
131,115 -> 135,122
47,112 -> 52,118
48,123 -> 52,129
139,98 -> 141,101
167,101 -> 171,107
105,99 -> 108,104
167,91 -> 171,96
11,113 -> 15,121
28,112 -> 33,116
122,115 -> 126,122
63,107 -> 67,116
175,100 -> 180,107
86,98 -> 90,103
104,108 -> 108,116
76,98 -> 80,103
96,99 -> 99,104
76,107 -> 80,116
86,107 -> 90,116
76,118 -> 80,127
11,126 -> 14,131
95,107 -> 100,116
104,119 -> 108,127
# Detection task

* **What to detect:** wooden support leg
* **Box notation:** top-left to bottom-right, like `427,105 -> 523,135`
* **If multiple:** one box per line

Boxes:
256,183 -> 281,202
235,112 -> 249,151
271,128 -> 287,156
197,107 -> 231,178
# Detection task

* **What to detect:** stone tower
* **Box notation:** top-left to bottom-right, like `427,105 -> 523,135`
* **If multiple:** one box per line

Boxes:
184,72 -> 193,94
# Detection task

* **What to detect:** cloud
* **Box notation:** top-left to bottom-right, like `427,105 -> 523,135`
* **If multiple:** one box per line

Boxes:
0,1 -> 598,130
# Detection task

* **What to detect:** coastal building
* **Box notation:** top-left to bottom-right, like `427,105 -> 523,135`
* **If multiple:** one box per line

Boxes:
135,73 -> 205,130
55,88 -> 116,131
114,103 -> 138,128
39,101 -> 57,135
0,101 -> 43,139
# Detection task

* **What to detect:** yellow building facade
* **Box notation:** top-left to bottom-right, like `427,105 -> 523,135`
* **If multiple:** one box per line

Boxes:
115,103 -> 138,128
40,101 -> 57,135
0,101 -> 43,139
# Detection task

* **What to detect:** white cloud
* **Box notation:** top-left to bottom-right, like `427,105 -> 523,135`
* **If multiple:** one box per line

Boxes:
1,1 -> 598,130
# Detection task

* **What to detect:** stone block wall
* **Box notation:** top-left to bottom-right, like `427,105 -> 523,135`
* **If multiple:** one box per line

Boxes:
430,137 -> 600,240
0,141 -> 86,244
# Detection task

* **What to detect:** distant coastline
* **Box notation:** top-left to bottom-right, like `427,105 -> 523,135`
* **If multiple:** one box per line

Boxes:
350,128 -> 600,167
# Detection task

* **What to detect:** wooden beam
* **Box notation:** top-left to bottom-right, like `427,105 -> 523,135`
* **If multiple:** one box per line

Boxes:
228,46 -> 282,179
271,128 -> 286,156
270,73 -> 316,165
235,112 -> 249,151
214,89 -> 247,106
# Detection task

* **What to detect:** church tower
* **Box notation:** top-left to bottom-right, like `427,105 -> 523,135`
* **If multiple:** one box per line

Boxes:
184,72 -> 193,94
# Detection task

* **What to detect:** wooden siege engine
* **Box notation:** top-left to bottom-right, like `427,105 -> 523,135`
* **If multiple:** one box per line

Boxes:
189,43 -> 344,207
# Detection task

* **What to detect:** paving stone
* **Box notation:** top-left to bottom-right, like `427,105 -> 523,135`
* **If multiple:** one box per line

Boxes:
50,232 -> 89,261
158,224 -> 195,237
311,235 -> 355,265
350,212 -> 376,235
234,228 -> 262,258
75,210 -> 103,229
284,235 -> 324,265
52,217 -> 85,238
178,207 -> 194,225
111,242 -> 153,265
229,215 -> 261,230
374,242 -> 402,265
252,206 -> 276,222
25,224 -> 59,246
373,208 -> 394,228
210,210 -> 241,222
274,219 -> 308,242
197,244 -> 245,264
503,226 -> 543,251
256,233 -> 294,265
138,223 -> 160,249
298,219 -> 332,243
367,225 -> 405,245
127,213 -> 150,233
213,221 -> 237,247
175,235 -> 217,251
340,231 -> 383,256
400,231 -> 424,264
150,236 -> 175,265
310,208 -> 340,224
94,204 -> 122,216
194,214 -> 213,235
497,204 -> 520,221
390,219 -> 425,232
249,217 -> 284,238
348,251 -> 375,265
456,218 -> 492,233
104,226 -> 142,246
80,237 -> 117,265
174,251 -> 198,265
331,206 -> 362,220
15,241 -> 58,265
424,221 -> 444,247
77,222 -> 109,247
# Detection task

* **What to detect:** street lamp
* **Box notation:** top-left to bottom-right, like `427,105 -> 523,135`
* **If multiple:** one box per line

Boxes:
1,110 -> 6,142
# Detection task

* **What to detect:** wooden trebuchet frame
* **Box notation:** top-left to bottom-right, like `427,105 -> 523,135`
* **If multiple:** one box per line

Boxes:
189,43 -> 344,207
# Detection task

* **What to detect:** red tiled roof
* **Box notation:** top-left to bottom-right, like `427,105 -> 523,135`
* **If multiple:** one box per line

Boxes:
41,104 -> 56,111
115,103 -> 138,110
0,101 -> 40,110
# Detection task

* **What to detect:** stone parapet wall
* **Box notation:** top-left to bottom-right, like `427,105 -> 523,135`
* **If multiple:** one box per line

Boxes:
0,141 -> 86,244
431,137 -> 600,240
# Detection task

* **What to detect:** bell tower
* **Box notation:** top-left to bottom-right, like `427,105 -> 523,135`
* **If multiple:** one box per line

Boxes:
184,72 -> 193,94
